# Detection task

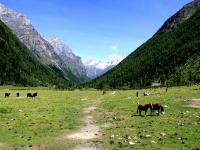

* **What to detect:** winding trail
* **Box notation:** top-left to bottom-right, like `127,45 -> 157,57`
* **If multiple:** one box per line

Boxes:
66,105 -> 102,150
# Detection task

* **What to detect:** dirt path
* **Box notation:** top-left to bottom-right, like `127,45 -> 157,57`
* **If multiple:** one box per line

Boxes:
0,143 -> 7,149
184,98 -> 200,108
66,105 -> 102,150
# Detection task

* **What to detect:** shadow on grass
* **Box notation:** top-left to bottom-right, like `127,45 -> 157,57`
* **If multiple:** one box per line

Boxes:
132,114 -> 162,117
0,107 -> 12,114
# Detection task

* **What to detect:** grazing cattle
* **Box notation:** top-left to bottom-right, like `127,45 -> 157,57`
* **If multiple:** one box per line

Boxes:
137,103 -> 152,116
136,91 -> 139,97
33,92 -> 38,97
27,93 -> 33,98
150,103 -> 165,115
16,93 -> 20,97
103,91 -> 106,95
144,92 -> 150,96
5,93 -> 11,98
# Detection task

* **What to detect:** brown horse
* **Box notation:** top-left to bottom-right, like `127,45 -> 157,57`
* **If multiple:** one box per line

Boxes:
137,103 -> 152,116
150,103 -> 164,115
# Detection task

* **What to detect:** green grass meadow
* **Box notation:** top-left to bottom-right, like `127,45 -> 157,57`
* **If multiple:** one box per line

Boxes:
0,86 -> 199,149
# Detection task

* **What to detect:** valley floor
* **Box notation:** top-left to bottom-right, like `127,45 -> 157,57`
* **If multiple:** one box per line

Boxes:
0,86 -> 200,149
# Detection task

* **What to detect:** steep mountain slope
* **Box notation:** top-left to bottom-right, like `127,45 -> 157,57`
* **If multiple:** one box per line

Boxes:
88,0 -> 200,89
0,20 -> 70,87
49,38 -> 89,82
0,3 -> 87,83
156,0 -> 200,35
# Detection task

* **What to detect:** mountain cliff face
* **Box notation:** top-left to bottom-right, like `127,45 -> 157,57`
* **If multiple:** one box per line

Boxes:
87,0 -> 200,89
49,38 -> 89,82
0,4 -> 59,63
0,20 -> 70,87
0,4 -> 87,83
156,0 -> 200,35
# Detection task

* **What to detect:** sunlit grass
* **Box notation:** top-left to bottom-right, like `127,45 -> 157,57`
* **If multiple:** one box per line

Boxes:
0,86 -> 199,149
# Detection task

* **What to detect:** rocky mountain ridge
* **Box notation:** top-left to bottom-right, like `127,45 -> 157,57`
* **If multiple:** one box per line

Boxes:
0,3 -> 88,82
156,0 -> 200,35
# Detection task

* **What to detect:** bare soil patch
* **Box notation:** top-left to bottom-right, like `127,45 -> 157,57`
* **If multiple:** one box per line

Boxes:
0,143 -> 7,149
66,115 -> 101,140
16,97 -> 26,99
72,143 -> 99,150
64,104 -> 102,150
83,106 -> 97,114
184,99 -> 200,108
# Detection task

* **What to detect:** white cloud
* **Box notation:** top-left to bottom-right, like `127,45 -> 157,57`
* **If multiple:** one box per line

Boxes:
112,45 -> 118,51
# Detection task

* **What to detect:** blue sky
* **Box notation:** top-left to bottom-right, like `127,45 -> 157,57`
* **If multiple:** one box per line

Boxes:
0,0 -> 192,62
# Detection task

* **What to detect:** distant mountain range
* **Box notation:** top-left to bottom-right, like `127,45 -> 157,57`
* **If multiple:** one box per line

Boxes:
88,0 -> 200,89
84,55 -> 124,79
1,0 -> 199,89
0,3 -> 120,82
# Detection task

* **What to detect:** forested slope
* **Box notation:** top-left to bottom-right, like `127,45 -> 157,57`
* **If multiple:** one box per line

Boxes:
0,20 -> 71,88
87,9 -> 200,89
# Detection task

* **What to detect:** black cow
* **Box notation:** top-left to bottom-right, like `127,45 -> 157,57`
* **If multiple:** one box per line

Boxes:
102,91 -> 106,95
33,92 -> 38,97
136,91 -> 139,97
5,93 -> 11,98
27,93 -> 33,98
16,93 -> 20,97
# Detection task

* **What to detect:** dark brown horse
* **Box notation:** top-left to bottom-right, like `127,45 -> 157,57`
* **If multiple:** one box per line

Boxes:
150,103 -> 164,115
137,103 -> 152,116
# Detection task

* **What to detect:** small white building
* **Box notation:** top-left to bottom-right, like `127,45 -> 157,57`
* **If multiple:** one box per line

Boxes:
151,81 -> 162,87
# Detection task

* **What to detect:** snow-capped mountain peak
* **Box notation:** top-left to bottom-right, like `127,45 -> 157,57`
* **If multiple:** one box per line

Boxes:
107,54 -> 124,66
84,60 -> 106,70
84,54 -> 124,79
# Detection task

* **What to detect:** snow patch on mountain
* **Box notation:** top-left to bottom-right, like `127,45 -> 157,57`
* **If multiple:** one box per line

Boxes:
84,54 -> 124,79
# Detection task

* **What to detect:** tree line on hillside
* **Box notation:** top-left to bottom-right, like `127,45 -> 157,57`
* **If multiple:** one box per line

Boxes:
0,20 -> 74,89
1,9 -> 200,90
84,10 -> 200,90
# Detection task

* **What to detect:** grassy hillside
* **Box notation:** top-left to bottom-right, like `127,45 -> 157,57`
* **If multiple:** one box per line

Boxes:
87,9 -> 200,89
0,87 -> 83,149
0,86 -> 199,149
94,86 -> 200,150
0,20 -> 71,88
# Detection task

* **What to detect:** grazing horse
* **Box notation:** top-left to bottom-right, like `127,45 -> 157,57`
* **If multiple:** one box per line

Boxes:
5,93 -> 10,98
150,103 -> 164,115
27,93 -> 33,98
137,103 -> 152,116
33,92 -> 38,97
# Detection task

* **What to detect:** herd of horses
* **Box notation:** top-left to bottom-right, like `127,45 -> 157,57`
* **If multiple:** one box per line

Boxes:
4,92 -> 38,98
137,103 -> 165,116
102,91 -> 165,116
